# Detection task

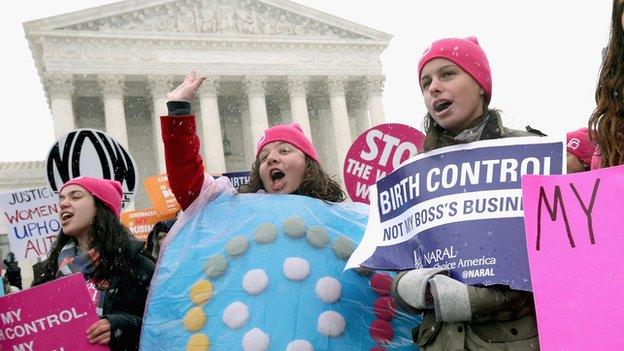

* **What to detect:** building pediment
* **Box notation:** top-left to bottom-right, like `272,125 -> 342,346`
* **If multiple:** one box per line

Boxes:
24,0 -> 391,42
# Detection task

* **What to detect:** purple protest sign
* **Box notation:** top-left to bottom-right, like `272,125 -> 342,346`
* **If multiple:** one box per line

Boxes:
346,137 -> 564,291
343,124 -> 424,204
0,274 -> 106,351
221,171 -> 251,188
522,166 -> 624,350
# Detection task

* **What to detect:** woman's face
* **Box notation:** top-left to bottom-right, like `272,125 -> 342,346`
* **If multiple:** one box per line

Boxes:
567,152 -> 588,173
59,185 -> 97,240
258,141 -> 307,194
420,58 -> 485,133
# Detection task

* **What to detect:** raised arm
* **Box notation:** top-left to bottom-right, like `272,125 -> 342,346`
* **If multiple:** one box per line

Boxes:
160,72 -> 207,210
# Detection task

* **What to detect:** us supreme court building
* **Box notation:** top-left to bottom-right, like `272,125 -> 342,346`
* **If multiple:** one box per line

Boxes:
1,0 -> 391,283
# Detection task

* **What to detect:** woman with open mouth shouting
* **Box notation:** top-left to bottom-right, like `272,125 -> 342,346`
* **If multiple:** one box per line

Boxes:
160,71 -> 345,214
392,37 -> 543,350
33,176 -> 155,350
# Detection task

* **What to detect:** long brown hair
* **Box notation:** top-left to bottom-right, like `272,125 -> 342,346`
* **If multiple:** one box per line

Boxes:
589,0 -> 624,167
238,156 -> 346,203
33,199 -> 138,286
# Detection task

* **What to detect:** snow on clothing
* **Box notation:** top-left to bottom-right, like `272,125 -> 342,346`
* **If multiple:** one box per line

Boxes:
392,112 -> 542,351
35,240 -> 154,351
161,101 -> 242,213
56,241 -> 107,316
158,102 -> 249,267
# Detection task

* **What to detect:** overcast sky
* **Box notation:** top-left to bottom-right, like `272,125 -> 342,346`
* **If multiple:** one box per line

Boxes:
0,0 -> 612,162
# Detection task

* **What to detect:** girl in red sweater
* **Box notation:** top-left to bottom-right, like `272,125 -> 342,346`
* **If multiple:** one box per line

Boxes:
160,72 -> 345,213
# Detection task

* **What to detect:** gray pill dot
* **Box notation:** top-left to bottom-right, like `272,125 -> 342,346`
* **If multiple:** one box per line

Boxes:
282,216 -> 306,238
306,226 -> 329,248
204,255 -> 228,278
253,223 -> 278,244
226,236 -> 249,257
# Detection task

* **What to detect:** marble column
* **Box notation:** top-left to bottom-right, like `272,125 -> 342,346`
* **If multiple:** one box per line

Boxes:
240,100 -> 254,167
148,76 -> 172,173
244,76 -> 269,154
327,76 -> 352,185
366,76 -> 386,126
45,73 -> 75,139
354,109 -> 371,137
287,76 -> 312,138
98,75 -> 129,148
350,85 -> 371,137
198,77 -> 226,174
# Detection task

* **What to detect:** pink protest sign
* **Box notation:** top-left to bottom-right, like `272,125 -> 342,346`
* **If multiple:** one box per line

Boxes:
0,273 -> 107,351
521,165 -> 624,350
343,123 -> 424,203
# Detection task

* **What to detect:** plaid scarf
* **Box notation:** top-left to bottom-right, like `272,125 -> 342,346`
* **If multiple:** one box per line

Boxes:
57,242 -> 108,316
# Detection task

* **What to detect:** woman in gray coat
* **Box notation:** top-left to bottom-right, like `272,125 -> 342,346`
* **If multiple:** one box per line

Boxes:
392,36 -> 541,351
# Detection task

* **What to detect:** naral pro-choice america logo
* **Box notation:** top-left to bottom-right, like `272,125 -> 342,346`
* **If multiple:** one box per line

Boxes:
46,129 -> 138,209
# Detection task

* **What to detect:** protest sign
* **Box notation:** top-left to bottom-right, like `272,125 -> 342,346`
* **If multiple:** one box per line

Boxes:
46,128 -> 138,209
347,137 -> 564,291
120,208 -> 169,241
0,186 -> 60,260
343,124 -> 424,204
521,166 -> 624,350
219,171 -> 251,188
0,273 -> 106,351
144,174 -> 180,217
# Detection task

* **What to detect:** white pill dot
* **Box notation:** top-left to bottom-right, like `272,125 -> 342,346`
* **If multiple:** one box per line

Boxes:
242,327 -> 270,351
286,339 -> 314,351
283,257 -> 310,281
222,301 -> 249,330
317,311 -> 346,337
315,277 -> 342,303
242,269 -> 269,295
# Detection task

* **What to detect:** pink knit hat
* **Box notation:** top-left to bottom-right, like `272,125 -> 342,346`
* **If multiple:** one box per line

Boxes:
256,123 -> 319,163
566,127 -> 595,168
60,176 -> 123,217
418,36 -> 492,102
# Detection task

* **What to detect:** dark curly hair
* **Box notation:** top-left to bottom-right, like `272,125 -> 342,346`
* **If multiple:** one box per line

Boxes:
33,198 -> 137,286
589,0 -> 624,167
238,156 -> 346,203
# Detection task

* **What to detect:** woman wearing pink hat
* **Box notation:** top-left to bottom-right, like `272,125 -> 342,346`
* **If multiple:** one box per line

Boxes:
566,127 -> 594,172
33,176 -> 155,351
391,37 -> 541,350
589,0 -> 624,169
160,72 -> 345,212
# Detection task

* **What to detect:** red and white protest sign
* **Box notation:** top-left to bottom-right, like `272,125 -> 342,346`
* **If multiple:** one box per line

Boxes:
0,274 -> 107,351
343,124 -> 424,204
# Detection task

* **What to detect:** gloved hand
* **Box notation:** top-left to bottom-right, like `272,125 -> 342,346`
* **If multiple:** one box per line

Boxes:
391,267 -> 449,313
429,274 -> 471,322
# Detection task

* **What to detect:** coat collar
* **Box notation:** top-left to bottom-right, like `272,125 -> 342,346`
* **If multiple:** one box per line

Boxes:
437,112 -> 504,147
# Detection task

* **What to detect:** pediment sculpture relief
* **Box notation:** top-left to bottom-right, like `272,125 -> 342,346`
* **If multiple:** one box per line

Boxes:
59,0 -> 367,39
